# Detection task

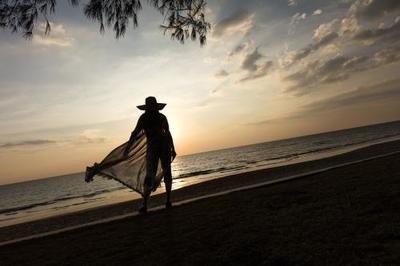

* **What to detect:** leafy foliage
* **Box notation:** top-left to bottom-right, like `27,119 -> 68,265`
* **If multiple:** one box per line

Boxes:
0,0 -> 78,38
0,0 -> 210,45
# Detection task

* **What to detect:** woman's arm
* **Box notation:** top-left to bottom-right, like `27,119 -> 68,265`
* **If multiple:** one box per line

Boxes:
168,130 -> 176,155
164,117 -> 176,159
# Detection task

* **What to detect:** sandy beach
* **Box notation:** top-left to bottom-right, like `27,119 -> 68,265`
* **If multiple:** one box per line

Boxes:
1,140 -> 400,265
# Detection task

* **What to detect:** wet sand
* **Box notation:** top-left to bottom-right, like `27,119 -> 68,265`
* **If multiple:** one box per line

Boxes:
1,140 -> 400,265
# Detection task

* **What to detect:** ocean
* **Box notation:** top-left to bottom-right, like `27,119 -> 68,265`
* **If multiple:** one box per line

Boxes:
1,120 -> 400,226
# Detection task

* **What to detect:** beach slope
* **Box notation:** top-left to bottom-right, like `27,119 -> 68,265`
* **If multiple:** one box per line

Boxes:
1,149 -> 400,265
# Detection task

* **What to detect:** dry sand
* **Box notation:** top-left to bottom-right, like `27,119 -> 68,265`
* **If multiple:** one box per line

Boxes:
1,140 -> 400,265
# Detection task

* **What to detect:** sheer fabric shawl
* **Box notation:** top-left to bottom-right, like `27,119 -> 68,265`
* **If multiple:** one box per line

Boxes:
85,131 -> 163,196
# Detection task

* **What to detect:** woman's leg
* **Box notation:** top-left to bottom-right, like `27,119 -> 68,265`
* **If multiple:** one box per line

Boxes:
160,152 -> 172,208
140,191 -> 150,213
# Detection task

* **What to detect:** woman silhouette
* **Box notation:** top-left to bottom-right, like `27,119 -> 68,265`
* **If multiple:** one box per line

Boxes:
124,96 -> 176,213
85,96 -> 176,214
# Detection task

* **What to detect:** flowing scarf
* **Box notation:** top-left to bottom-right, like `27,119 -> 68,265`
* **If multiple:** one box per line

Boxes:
85,131 -> 163,196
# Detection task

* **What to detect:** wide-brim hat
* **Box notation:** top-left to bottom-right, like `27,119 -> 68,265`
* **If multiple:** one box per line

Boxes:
137,96 -> 166,111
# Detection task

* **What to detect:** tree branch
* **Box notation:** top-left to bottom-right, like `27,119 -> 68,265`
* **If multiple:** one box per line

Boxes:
0,0 -> 210,45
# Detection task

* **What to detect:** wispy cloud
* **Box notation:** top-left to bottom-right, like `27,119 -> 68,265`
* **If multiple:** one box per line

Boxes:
212,10 -> 254,38
32,23 -> 73,47
238,48 -> 273,82
302,78 -> 400,112
0,140 -> 56,149
214,69 -> 229,78
0,128 -> 108,150
283,45 -> 400,95
74,129 -> 107,144
288,12 -> 307,35
281,32 -> 338,67
249,78 -> 400,125
277,0 -> 400,96
228,40 -> 253,57
312,9 -> 323,16
349,0 -> 400,20
288,0 -> 298,7
353,18 -> 400,45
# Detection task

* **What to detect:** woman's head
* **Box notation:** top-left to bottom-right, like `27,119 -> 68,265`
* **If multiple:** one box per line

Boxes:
137,96 -> 166,111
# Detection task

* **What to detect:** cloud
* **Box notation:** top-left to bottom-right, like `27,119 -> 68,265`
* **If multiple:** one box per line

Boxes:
373,46 -> 400,65
0,140 -> 56,149
241,48 -> 264,72
302,78 -> 400,113
290,12 -> 306,25
239,49 -> 273,82
313,19 -> 339,41
284,46 -> 400,95
283,57 -> 344,93
280,3 -> 398,70
212,10 -> 254,38
306,16 -> 356,45
246,111 -> 310,125
313,9 -> 323,16
288,0 -> 298,7
228,41 -> 252,57
281,17 -> 342,67
340,16 -> 360,36
353,18 -> 400,45
239,61 -> 273,82
284,56 -> 348,93
313,31 -> 339,47
32,23 -> 73,47
75,129 -> 106,144
281,32 -> 339,67
349,0 -> 400,20
288,12 -> 307,35
215,69 -> 229,78
250,78 -> 400,125
0,129 -> 108,150
230,43 -> 246,56
290,12 -> 307,24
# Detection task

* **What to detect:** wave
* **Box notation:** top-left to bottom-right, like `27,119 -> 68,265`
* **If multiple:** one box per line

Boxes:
177,167 -> 229,179
0,187 -> 124,215
173,133 -> 400,180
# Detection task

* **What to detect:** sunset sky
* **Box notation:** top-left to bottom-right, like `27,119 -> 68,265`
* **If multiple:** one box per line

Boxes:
1,0 -> 400,184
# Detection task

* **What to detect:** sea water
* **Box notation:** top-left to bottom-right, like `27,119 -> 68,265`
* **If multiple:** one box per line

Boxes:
1,120 -> 400,226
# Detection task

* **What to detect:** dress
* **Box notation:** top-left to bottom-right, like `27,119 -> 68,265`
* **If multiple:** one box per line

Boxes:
85,112 -> 173,196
